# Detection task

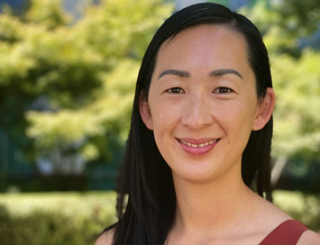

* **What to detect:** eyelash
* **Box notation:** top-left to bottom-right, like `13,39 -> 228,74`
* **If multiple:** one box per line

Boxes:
166,87 -> 185,94
213,87 -> 234,94
165,87 -> 234,94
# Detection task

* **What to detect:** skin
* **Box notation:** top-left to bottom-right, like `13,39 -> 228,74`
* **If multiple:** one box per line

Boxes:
139,23 -> 277,244
142,25 -> 268,185
96,24 -> 320,244
139,25 -> 319,244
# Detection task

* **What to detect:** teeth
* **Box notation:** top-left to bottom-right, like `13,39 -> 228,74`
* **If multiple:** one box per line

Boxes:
180,139 -> 217,148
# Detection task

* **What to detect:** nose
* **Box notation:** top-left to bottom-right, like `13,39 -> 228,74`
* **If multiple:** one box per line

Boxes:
181,93 -> 214,129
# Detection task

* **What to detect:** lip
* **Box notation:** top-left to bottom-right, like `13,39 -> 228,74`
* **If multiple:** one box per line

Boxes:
177,138 -> 220,155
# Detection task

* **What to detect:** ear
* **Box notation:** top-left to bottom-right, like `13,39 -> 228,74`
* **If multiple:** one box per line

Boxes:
139,92 -> 153,130
252,88 -> 275,131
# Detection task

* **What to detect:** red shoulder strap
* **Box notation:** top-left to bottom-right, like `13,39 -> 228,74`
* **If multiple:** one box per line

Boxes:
259,220 -> 308,245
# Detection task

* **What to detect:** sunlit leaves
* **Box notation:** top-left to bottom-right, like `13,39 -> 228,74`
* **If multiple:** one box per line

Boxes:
4,0 -> 173,169
242,1 -> 320,161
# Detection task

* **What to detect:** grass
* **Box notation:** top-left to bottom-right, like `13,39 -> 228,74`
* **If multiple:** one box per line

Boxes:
0,191 -> 117,219
0,191 -> 117,245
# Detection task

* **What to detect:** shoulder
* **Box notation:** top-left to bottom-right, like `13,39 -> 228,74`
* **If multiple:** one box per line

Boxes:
297,230 -> 320,245
95,228 -> 115,245
257,197 -> 320,244
254,194 -> 292,225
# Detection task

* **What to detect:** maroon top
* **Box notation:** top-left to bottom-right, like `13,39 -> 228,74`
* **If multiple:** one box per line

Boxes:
259,220 -> 308,245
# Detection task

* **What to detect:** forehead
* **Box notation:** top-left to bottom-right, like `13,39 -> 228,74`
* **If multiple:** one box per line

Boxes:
156,24 -> 249,69
161,24 -> 246,49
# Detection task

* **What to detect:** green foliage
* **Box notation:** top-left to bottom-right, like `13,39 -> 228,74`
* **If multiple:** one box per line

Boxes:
0,192 -> 117,245
242,0 -> 320,55
24,0 -> 71,29
77,0 -> 170,66
274,190 -> 320,231
0,0 -> 173,172
272,51 -> 320,159
273,0 -> 320,39
241,1 -> 320,162
1,0 -> 319,175
0,14 -> 24,43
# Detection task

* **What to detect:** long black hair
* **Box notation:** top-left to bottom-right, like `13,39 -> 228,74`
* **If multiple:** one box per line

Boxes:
111,3 -> 273,245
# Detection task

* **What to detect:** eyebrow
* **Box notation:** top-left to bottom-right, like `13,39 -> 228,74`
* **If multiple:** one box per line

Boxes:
209,69 -> 243,80
158,68 -> 243,80
158,69 -> 190,79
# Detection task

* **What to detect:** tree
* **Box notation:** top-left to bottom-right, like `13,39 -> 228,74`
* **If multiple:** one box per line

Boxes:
241,0 -> 320,186
0,0 -> 173,175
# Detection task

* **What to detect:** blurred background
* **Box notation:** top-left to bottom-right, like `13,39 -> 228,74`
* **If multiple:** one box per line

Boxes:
0,0 -> 319,244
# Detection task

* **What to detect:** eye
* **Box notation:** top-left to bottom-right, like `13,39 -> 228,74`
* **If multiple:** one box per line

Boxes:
213,87 -> 234,94
166,87 -> 185,94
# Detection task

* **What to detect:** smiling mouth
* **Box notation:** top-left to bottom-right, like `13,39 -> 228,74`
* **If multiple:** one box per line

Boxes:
178,139 -> 219,148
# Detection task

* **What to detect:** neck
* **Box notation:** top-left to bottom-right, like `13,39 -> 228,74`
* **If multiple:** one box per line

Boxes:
171,163 -> 255,237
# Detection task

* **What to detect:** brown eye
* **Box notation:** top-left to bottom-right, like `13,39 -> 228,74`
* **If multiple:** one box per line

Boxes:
166,87 -> 185,94
214,87 -> 233,94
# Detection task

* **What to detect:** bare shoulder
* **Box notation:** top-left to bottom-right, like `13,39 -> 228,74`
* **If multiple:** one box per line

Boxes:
297,230 -> 320,245
95,228 -> 115,245
258,196 -> 320,244
255,194 -> 292,222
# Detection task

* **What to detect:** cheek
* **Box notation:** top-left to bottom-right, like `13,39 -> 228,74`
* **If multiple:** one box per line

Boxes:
218,100 -> 257,135
149,102 -> 173,140
151,98 -> 181,125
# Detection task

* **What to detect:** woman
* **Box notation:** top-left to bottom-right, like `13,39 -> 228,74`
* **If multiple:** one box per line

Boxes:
96,3 -> 320,245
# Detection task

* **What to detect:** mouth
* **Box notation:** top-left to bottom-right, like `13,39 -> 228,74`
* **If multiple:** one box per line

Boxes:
178,139 -> 219,148
177,138 -> 220,155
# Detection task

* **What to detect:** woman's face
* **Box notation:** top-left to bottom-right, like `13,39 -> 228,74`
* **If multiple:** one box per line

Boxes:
140,24 -> 273,184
